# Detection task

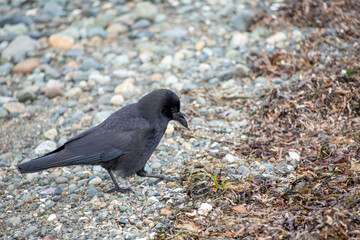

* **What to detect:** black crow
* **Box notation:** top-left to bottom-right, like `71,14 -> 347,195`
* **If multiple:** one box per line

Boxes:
17,89 -> 188,193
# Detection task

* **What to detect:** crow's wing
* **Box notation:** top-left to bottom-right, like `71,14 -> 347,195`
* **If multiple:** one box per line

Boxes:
18,106 -> 153,172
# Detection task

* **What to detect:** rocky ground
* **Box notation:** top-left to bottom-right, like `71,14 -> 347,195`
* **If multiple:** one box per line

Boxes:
0,0 -> 359,239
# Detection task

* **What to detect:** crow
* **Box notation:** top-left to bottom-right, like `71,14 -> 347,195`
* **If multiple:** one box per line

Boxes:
17,89 -> 188,193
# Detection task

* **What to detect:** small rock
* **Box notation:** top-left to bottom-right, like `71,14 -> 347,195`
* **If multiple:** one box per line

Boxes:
230,8 -> 255,31
160,208 -> 172,217
231,32 -> 249,47
161,27 -> 187,38
89,177 -> 102,185
238,119 -> 248,127
272,77 -> 284,85
88,71 -> 111,85
12,58 -> 40,74
112,55 -> 129,67
151,161 -> 161,169
195,41 -> 205,51
134,2 -> 158,21
287,152 -> 300,161
7,216 -> 21,226
2,35 -> 41,59
34,141 -> 57,155
81,58 -> 102,71
93,111 -> 113,125
86,186 -> 98,198
147,196 -> 159,204
106,23 -> 128,38
198,203 -> 212,216
165,123 -> 174,135
55,176 -> 68,184
65,87 -> 82,98
266,32 -> 287,44
16,87 -> 37,102
44,128 -> 58,140
131,19 -> 151,30
224,153 -> 236,163
49,34 -> 75,50
114,79 -> 141,95
87,27 -> 106,39
3,102 -> 25,114
47,214 -> 57,222
0,107 -> 8,118
4,23 -> 28,35
110,94 -> 124,106
45,87 -> 64,98
24,226 -> 38,237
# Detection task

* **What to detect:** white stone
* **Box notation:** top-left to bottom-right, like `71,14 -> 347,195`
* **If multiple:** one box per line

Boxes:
34,141 -> 57,155
114,79 -> 141,94
267,32 -> 287,43
47,214 -> 57,222
198,203 -> 213,216
165,123 -> 174,135
224,153 -> 235,163
88,71 -> 111,85
231,32 -> 249,47
147,196 -> 159,204
110,94 -> 124,106
89,177 -> 102,185
288,152 -> 300,161
43,128 -> 58,140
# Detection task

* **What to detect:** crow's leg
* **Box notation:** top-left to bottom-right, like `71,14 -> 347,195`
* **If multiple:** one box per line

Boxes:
106,169 -> 132,193
136,168 -> 178,182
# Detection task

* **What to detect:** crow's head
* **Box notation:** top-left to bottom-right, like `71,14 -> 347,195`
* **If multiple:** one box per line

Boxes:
138,89 -> 188,128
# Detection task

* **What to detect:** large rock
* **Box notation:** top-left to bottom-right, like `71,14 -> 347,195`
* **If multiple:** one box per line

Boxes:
2,35 -> 41,59
12,58 -> 40,74
49,34 -> 75,50
134,2 -> 158,21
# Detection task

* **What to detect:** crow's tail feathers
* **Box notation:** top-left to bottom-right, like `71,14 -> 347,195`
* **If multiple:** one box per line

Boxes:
17,151 -> 102,173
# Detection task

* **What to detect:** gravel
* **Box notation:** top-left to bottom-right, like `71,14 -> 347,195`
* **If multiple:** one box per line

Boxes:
1,0 -> 351,239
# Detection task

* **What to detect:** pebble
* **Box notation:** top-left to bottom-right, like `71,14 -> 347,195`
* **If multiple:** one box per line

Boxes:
45,87 -> 64,98
151,161 -> 162,169
44,128 -> 58,140
34,141 -> 57,155
198,203 -> 212,216
106,23 -> 128,38
89,177 -> 102,185
230,9 -> 255,31
7,216 -> 21,226
165,123 -> 175,135
24,226 -> 38,237
12,58 -> 40,74
93,111 -> 113,125
65,87 -> 82,98
88,71 -> 111,85
224,153 -> 236,163
16,87 -> 37,102
1,35 -> 41,59
3,102 -> 25,114
114,79 -> 141,95
47,214 -> 57,222
231,32 -> 249,47
161,27 -> 187,38
55,176 -> 68,184
287,152 -> 300,162
81,58 -> 102,71
266,32 -> 287,43
0,107 -> 8,118
49,34 -> 75,50
134,2 -> 158,21
110,94 -> 124,106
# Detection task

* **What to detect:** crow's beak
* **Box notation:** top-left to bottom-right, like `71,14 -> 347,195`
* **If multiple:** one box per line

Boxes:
173,112 -> 188,129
